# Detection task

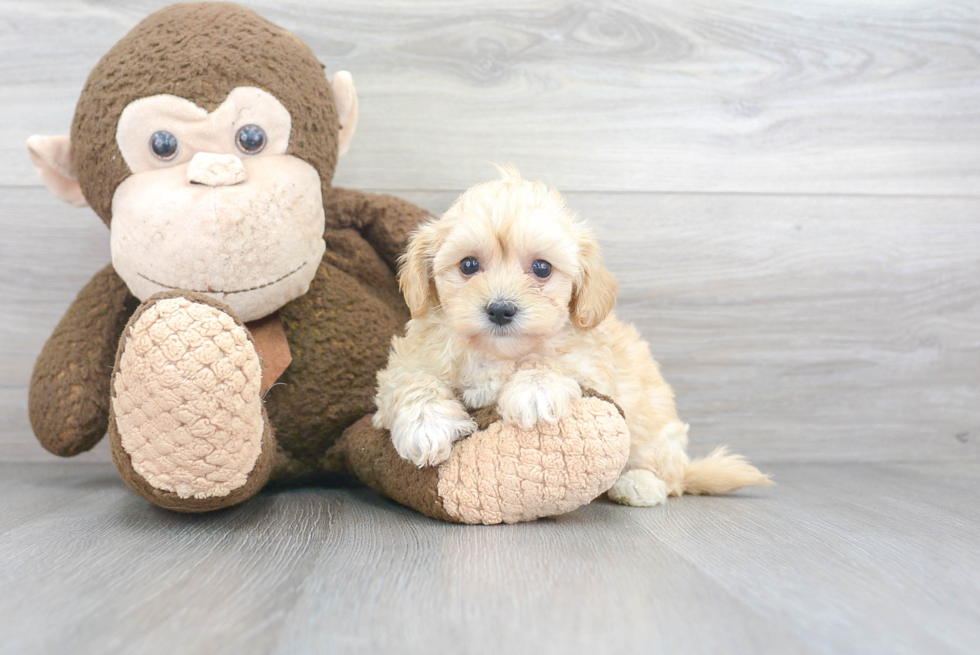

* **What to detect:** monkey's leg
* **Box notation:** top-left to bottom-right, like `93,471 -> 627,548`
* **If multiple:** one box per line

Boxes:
30,264 -> 136,456
327,392 -> 631,524
108,292 -> 275,512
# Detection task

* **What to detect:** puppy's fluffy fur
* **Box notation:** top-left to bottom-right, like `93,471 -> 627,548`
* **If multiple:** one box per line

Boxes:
374,166 -> 770,506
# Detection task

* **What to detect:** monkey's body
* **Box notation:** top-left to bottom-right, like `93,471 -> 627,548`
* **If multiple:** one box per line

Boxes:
264,216 -> 413,475
25,2 -> 631,523
31,189 -> 415,474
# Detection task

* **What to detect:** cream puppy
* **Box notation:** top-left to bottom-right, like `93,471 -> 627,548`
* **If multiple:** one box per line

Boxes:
374,166 -> 770,506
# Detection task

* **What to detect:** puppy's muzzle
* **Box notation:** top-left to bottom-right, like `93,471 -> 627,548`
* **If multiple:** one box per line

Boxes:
486,301 -> 518,326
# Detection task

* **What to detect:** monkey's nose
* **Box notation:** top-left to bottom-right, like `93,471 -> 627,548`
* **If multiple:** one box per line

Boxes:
186,152 -> 246,187
486,301 -> 518,326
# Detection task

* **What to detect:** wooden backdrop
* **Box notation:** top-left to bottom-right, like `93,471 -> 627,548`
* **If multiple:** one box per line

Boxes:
1,0 -> 978,464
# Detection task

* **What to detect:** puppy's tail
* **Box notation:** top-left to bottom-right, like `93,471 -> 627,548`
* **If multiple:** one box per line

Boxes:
683,446 -> 772,495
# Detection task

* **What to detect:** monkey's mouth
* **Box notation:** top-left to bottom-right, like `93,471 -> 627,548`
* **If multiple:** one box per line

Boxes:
137,260 -> 308,295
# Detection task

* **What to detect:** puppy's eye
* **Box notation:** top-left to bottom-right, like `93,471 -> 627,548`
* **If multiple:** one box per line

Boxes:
531,259 -> 552,279
149,131 -> 179,160
460,256 -> 480,276
236,124 -> 267,154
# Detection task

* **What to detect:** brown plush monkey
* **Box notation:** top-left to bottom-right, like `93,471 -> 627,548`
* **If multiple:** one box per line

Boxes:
26,3 -> 629,523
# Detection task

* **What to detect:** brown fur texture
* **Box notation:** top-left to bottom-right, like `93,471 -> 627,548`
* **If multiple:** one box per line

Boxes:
264,229 -> 409,474
29,265 -> 138,456
330,415 -> 454,522
29,3 -> 630,521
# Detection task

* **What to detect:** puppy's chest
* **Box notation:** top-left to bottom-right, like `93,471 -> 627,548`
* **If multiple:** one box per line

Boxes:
454,357 -> 516,409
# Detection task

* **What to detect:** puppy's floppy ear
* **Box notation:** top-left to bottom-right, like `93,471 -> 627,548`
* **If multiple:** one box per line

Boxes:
570,235 -> 618,330
398,221 -> 440,318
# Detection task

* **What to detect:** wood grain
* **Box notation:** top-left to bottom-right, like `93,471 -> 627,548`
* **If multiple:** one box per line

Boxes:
4,0 -> 977,463
4,188 -> 977,463
644,461 -> 980,655
1,461 -> 977,654
2,3 -> 979,654
1,0 -> 979,194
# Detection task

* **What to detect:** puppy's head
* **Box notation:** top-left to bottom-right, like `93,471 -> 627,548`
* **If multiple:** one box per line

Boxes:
400,165 -> 617,359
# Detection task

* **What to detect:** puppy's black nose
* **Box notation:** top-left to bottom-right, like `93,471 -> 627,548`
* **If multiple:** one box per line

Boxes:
487,301 -> 518,326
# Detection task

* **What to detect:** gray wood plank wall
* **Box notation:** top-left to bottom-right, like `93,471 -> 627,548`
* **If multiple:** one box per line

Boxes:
1,0 -> 978,464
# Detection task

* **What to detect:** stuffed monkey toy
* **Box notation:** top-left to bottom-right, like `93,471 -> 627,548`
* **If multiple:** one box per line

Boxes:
26,2 -> 629,524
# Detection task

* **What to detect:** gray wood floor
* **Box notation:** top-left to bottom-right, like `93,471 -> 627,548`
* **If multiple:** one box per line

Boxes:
2,461 -> 979,655
1,1 -> 978,653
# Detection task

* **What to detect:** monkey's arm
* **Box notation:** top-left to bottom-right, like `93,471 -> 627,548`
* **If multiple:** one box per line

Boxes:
29,264 -> 135,456
323,187 -> 433,271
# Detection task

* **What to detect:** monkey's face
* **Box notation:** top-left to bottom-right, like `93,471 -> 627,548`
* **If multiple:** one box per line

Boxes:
108,87 -> 326,322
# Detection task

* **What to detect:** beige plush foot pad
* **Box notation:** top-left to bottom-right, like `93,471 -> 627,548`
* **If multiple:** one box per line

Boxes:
111,296 -> 265,500
335,395 -> 630,525
437,396 -> 630,524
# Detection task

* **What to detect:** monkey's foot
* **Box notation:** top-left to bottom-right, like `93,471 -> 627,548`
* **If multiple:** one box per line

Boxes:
334,393 -> 631,524
109,292 -> 275,512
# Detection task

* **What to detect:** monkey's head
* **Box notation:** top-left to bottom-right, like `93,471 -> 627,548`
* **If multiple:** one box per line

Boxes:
27,3 -> 359,321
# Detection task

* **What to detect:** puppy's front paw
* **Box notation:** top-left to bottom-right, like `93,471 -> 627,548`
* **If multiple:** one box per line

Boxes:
390,400 -> 477,468
497,369 -> 581,429
608,469 -> 669,507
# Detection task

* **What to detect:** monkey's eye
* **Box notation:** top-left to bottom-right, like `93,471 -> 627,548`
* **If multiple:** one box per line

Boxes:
236,124 -> 267,154
149,131 -> 179,160
460,257 -> 480,276
531,260 -> 553,279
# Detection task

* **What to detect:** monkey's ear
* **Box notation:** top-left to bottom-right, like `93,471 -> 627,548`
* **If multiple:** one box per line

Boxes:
330,71 -> 359,157
26,135 -> 87,207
